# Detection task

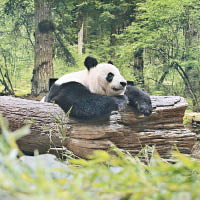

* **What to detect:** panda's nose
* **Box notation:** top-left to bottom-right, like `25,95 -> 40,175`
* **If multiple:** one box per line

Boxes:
120,82 -> 127,87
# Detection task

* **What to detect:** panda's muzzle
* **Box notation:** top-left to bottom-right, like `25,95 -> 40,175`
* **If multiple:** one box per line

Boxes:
112,82 -> 127,92
112,87 -> 122,92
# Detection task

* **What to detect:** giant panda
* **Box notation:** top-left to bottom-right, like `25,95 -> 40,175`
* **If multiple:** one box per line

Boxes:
42,56 -> 152,120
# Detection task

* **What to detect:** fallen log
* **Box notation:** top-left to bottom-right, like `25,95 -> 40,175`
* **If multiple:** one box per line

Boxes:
0,96 -> 197,159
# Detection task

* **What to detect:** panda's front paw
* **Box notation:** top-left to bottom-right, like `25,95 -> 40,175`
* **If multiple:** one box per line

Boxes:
125,85 -> 153,116
135,100 -> 152,116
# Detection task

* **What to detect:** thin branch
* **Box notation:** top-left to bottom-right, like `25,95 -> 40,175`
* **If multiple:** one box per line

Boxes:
172,61 -> 198,106
2,54 -> 14,94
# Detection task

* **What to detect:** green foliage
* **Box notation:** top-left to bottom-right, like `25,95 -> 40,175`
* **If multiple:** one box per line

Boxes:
0,1 -> 34,95
121,0 -> 200,108
1,0 -> 200,110
0,116 -> 200,199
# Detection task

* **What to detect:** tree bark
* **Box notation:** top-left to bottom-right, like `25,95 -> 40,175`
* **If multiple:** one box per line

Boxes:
133,48 -> 145,89
78,23 -> 84,55
31,0 -> 54,96
110,24 -> 117,46
0,96 -> 196,159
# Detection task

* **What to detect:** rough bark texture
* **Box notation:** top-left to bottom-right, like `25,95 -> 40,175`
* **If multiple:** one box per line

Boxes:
31,0 -> 54,96
0,96 -> 196,159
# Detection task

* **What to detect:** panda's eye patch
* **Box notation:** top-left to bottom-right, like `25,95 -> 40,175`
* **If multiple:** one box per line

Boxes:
106,72 -> 114,82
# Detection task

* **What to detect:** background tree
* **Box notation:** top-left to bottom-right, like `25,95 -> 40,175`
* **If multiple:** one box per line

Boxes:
122,0 -> 200,110
31,0 -> 54,96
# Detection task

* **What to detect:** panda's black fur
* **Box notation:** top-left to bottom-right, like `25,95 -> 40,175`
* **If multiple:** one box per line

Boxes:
84,56 -> 98,70
44,56 -> 152,120
52,82 -> 128,120
125,85 -> 152,116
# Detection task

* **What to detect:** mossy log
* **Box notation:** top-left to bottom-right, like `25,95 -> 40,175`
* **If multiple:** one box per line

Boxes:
0,96 -> 197,159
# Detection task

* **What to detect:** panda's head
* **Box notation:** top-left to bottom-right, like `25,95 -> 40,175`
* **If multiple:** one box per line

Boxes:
85,56 -> 127,96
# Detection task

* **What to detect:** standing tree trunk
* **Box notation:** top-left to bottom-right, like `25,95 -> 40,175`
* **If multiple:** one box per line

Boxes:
78,23 -> 84,55
133,48 -> 144,89
110,24 -> 117,59
31,0 -> 54,96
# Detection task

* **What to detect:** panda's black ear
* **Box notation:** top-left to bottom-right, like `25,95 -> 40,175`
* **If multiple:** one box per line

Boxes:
84,56 -> 98,70
108,61 -> 113,65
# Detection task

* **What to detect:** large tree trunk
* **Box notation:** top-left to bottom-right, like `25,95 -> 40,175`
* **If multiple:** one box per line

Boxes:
31,0 -> 54,96
0,96 -> 196,159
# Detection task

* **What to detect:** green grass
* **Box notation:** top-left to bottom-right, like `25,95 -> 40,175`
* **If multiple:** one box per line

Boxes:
0,115 -> 200,200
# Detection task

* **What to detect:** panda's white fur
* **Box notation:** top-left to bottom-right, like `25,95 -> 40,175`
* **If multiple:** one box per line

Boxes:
54,63 -> 126,96
42,56 -> 152,118
55,70 -> 89,87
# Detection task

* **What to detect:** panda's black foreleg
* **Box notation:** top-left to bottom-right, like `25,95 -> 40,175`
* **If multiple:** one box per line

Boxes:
125,85 -> 152,116
44,83 -> 60,102
110,95 -> 129,111
53,82 -> 119,120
